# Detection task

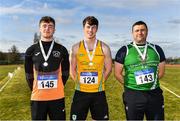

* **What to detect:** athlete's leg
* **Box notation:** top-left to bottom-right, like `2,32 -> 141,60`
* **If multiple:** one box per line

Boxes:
70,90 -> 90,120
48,98 -> 66,120
90,91 -> 109,120
145,88 -> 164,120
31,101 -> 47,120
123,89 -> 147,120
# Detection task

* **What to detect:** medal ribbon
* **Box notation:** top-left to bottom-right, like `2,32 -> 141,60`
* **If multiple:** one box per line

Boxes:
39,39 -> 55,62
133,42 -> 148,61
84,39 -> 97,62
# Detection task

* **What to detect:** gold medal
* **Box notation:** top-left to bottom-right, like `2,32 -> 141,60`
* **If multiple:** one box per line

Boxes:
89,62 -> 93,66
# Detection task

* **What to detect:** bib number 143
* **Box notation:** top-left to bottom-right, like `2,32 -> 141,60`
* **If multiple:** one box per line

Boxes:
135,69 -> 155,85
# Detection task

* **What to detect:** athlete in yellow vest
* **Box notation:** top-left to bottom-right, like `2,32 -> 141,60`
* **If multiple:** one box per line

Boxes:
70,16 -> 112,120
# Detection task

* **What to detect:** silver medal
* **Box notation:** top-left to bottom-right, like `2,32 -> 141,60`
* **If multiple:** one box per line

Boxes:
133,42 -> 148,65
39,39 -> 55,67
43,62 -> 48,67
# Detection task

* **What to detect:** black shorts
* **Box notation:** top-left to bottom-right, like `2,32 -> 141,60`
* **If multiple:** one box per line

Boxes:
31,98 -> 65,120
123,87 -> 164,120
70,90 -> 109,120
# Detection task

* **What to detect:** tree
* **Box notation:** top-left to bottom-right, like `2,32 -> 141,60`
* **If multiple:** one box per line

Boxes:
8,45 -> 21,64
0,51 -> 6,60
34,32 -> 40,43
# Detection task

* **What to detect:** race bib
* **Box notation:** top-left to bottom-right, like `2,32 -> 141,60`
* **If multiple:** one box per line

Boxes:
37,74 -> 58,89
80,72 -> 98,84
134,68 -> 154,85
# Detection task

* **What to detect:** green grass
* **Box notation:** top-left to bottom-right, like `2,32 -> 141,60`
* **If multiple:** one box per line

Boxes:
0,65 -> 20,88
0,65 -> 18,80
0,65 -> 180,120
160,66 -> 180,120
161,66 -> 180,94
0,68 -> 31,120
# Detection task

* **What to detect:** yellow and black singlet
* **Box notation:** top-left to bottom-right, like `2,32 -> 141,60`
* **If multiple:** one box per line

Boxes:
75,40 -> 105,92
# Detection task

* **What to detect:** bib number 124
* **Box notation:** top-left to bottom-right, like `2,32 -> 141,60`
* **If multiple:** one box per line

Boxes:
82,77 -> 96,84
80,72 -> 98,84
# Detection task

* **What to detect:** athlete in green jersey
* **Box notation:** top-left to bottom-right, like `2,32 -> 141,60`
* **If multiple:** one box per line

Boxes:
115,21 -> 166,120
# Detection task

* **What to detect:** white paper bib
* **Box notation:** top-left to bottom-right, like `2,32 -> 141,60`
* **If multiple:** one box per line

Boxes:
134,68 -> 154,85
37,74 -> 58,89
80,72 -> 98,84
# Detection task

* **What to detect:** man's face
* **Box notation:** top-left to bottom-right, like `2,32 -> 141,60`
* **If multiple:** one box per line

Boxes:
132,24 -> 148,44
83,22 -> 97,40
39,22 -> 55,39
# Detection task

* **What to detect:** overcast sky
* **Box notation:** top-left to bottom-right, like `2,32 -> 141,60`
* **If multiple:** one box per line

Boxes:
0,0 -> 180,58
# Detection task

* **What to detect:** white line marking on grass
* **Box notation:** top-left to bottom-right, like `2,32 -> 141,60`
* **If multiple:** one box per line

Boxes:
8,72 -> 13,78
0,67 -> 21,92
0,72 -> 14,92
161,85 -> 180,98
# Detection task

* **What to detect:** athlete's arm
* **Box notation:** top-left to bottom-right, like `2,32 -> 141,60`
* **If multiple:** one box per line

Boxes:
61,47 -> 70,85
114,62 -> 124,84
114,46 -> 127,84
158,61 -> 165,79
155,45 -> 166,79
70,43 -> 79,81
102,42 -> 112,81
24,46 -> 34,91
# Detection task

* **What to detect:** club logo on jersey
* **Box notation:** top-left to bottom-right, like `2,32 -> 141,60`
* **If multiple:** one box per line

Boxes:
79,53 -> 85,57
80,61 -> 89,65
52,51 -> 60,58
95,54 -> 104,56
35,52 -> 40,56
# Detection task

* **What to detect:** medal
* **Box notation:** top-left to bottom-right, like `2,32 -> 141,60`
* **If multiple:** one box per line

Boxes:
133,42 -> 148,64
39,38 -> 55,67
84,39 -> 97,67
89,62 -> 93,66
43,62 -> 48,67
141,56 -> 146,64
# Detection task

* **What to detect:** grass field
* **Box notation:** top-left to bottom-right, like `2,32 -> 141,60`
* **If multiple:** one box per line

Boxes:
0,65 -> 20,89
0,65 -> 18,80
0,65 -> 179,120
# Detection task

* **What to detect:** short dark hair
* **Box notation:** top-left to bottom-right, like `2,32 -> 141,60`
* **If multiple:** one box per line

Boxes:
132,21 -> 148,31
83,16 -> 99,28
39,16 -> 55,27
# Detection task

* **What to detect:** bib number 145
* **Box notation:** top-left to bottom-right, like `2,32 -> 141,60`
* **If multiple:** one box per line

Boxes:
38,80 -> 57,89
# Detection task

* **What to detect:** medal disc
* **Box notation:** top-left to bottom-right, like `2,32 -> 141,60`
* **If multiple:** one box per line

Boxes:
89,62 -> 93,66
43,62 -> 48,67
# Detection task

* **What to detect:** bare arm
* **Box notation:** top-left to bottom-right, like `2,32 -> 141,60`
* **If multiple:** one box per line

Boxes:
69,43 -> 79,81
102,42 -> 112,81
158,61 -> 165,79
114,62 -> 124,84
